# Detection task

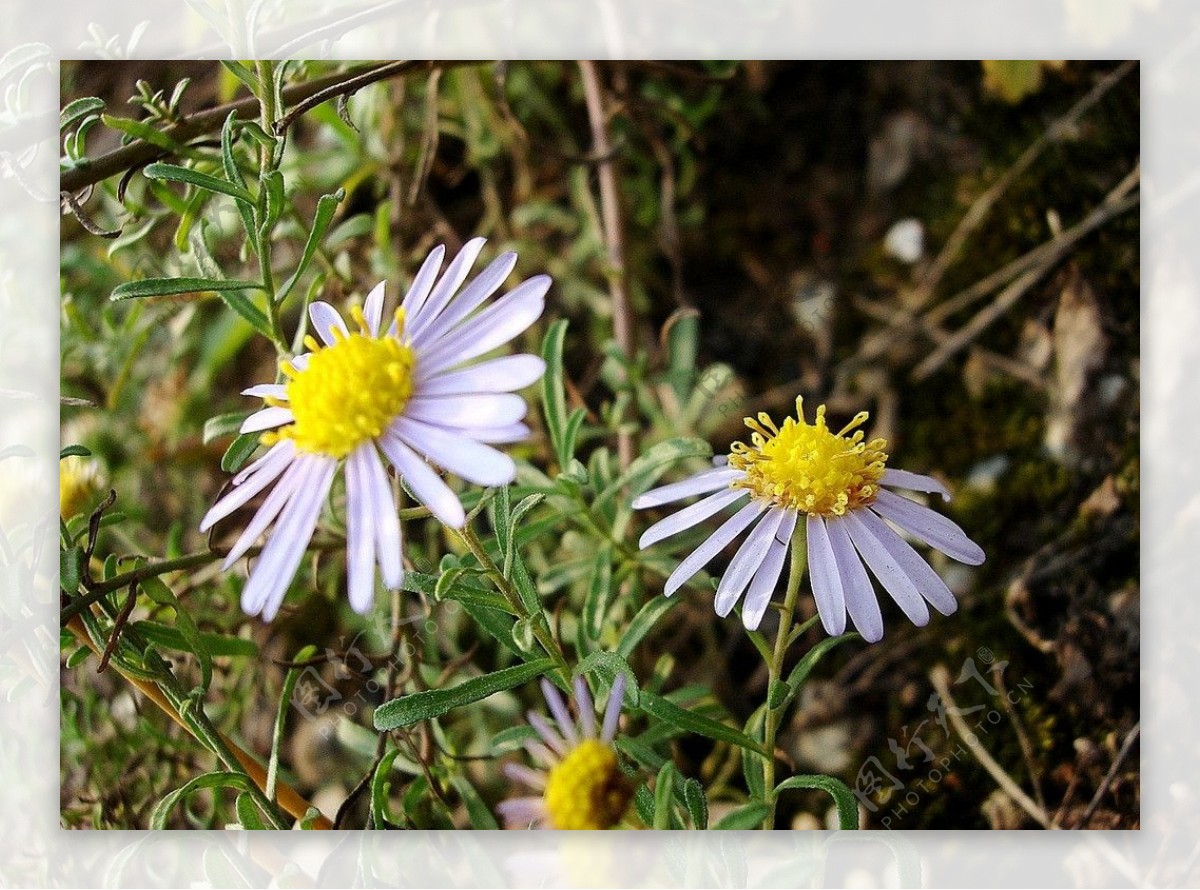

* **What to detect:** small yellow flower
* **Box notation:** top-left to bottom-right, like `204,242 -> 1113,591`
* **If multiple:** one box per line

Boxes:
60,454 -> 101,519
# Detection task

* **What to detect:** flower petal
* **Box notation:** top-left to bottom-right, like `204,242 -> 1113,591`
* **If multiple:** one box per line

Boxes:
806,515 -> 847,636
871,489 -> 985,565
391,417 -> 516,487
882,468 -> 951,501
466,423 -> 532,444
741,510 -> 797,630
308,301 -> 348,346
221,456 -> 308,568
363,280 -> 386,336
344,446 -> 377,614
860,508 -> 958,616
503,762 -> 547,791
843,510 -> 930,628
714,507 -> 786,618
416,354 -> 547,396
200,446 -> 293,532
411,250 -> 517,348
632,468 -> 745,510
417,277 -> 549,376
361,443 -> 403,590
573,676 -> 596,739
663,500 -> 766,597
241,383 -> 288,400
377,434 -> 466,528
825,516 -> 883,643
240,406 -> 293,434
541,678 -> 578,746
602,673 -> 626,742
231,439 -> 295,486
638,487 -> 748,549
497,797 -> 548,828
527,711 -> 567,757
407,237 -> 486,335
398,244 -> 446,322
405,393 -> 527,428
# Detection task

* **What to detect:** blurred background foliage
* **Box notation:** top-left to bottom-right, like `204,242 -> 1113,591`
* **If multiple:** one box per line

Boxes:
60,60 -> 1138,829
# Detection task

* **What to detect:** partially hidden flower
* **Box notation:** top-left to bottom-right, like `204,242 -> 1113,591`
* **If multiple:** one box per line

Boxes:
60,454 -> 101,519
632,397 -> 985,641
498,674 -> 633,830
201,239 -> 549,620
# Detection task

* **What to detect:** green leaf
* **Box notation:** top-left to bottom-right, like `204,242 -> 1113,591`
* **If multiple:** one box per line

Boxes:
373,658 -> 556,730
129,621 -> 257,658
489,724 -> 539,755
203,412 -> 250,445
259,169 -> 285,241
144,161 -> 254,204
235,792 -> 267,830
111,277 -> 264,301
781,632 -> 860,708
220,110 -> 258,251
277,190 -> 343,304
59,444 -> 91,459
269,644 -> 317,801
596,437 -> 712,510
149,771 -> 259,830
773,774 -> 860,830
653,762 -> 677,829
61,96 -> 105,132
140,576 -> 214,692
633,784 -> 656,827
616,595 -> 679,660
714,802 -> 771,830
454,776 -> 500,830
639,690 -> 766,755
60,547 -> 84,595
370,748 -> 402,829
767,679 -> 790,711
683,777 -> 708,829
540,319 -> 572,468
742,705 -> 767,801
583,544 -> 613,641
221,433 -> 261,473
101,113 -> 182,152
575,650 -> 639,707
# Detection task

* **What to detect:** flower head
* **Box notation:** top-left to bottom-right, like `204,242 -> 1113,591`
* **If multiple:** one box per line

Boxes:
201,239 -> 549,620
633,398 -> 985,641
498,674 -> 633,830
60,454 -> 101,518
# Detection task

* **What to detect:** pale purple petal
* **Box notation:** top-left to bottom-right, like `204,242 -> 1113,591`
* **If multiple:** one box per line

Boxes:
503,762 -> 547,791
663,500 -> 766,597
825,516 -> 884,643
361,443 -> 402,590
407,237 -> 486,335
362,281 -> 386,336
573,677 -> 596,739
416,354 -> 546,396
714,507 -> 787,618
239,406 -> 293,434
308,301 -> 348,346
200,448 -> 294,532
602,673 -> 626,742
417,279 -> 548,376
523,738 -> 558,769
527,711 -> 567,757
411,250 -> 518,348
742,511 -> 798,631
497,797 -> 547,828
377,434 -> 466,528
344,446 -> 377,614
466,423 -> 531,444
632,468 -> 745,510
241,383 -> 288,400
806,515 -> 847,636
221,457 -> 310,568
882,468 -> 951,501
541,678 -> 578,746
843,510 -> 930,627
638,487 -> 748,549
398,244 -> 446,322
871,489 -> 985,566
405,393 -> 527,428
231,440 -> 294,486
860,509 -> 958,616
391,417 -> 515,487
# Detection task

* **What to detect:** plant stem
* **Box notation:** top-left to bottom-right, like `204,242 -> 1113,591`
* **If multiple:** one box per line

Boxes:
761,520 -> 808,829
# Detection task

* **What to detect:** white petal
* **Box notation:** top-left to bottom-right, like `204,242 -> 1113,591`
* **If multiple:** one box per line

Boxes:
467,423 -> 531,444
377,434 -> 466,528
345,447 -> 377,614
392,417 -> 516,487
231,439 -> 294,487
502,762 -> 548,791
361,443 -> 403,590
843,510 -> 930,628
407,237 -> 486,334
806,515 -> 847,636
742,511 -> 797,630
201,448 -> 294,532
417,279 -> 547,376
308,301 -> 348,346
632,468 -> 745,510
398,244 -> 446,322
221,457 -> 309,568
405,393 -> 527,428
639,487 -> 748,548
240,406 -> 293,434
241,383 -> 288,400
714,507 -> 787,618
497,797 -> 548,828
416,354 -> 546,396
825,516 -> 884,643
663,500 -> 766,597
602,673 -> 626,742
410,250 -> 518,348
871,489 -> 985,566
882,468 -> 951,501
363,281 -> 386,336
860,508 -> 958,616
573,677 -> 596,739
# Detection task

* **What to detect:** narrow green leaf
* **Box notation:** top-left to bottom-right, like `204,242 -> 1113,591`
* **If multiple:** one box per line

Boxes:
203,412 -> 250,445
767,679 -> 790,711
489,724 -> 539,755
150,771 -> 258,830
140,576 -> 213,692
277,190 -> 343,304
633,784 -> 655,826
782,632 -> 860,707
269,644 -> 317,802
773,774 -> 860,830
61,96 -> 104,132
101,113 -> 181,151
714,802 -> 771,830
373,658 -> 555,730
235,792 -> 267,830
111,277 -> 264,301
220,110 -> 258,251
683,777 -> 708,830
540,319 -> 571,468
259,169 -> 285,241
742,705 -> 767,801
583,544 -> 614,641
221,433 -> 261,473
454,776 -> 500,830
59,444 -> 91,459
129,621 -> 257,658
144,161 -> 254,204
616,595 -> 679,660
575,650 -> 639,707
638,690 -> 766,755
653,762 -> 677,829
370,748 -> 402,829
60,547 -> 84,594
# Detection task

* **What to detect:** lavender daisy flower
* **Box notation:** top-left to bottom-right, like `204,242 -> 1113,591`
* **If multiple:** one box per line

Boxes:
498,674 -> 633,830
633,397 -> 985,641
201,239 -> 549,620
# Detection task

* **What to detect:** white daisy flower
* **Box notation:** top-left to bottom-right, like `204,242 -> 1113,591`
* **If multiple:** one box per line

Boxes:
201,238 -> 550,620
498,674 -> 633,830
632,397 -> 985,641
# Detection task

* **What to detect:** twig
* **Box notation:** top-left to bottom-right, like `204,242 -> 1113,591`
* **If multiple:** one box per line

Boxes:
578,60 -> 636,468
1073,722 -> 1140,829
930,663 -> 1056,829
991,662 -> 1047,816
97,582 -> 139,673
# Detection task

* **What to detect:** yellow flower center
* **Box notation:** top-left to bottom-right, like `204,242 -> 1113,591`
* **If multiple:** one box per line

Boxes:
728,397 -> 889,517
543,739 -> 633,830
60,455 -> 100,518
264,308 -> 415,459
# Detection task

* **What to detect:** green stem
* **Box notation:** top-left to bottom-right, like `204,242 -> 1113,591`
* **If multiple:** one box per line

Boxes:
456,523 -> 570,679
254,59 -> 284,347
761,520 -> 808,829
62,551 -> 219,623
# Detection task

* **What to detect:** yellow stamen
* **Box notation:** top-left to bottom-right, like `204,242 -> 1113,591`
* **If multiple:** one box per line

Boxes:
270,315 -> 416,459
728,397 -> 889,517
543,739 -> 633,830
